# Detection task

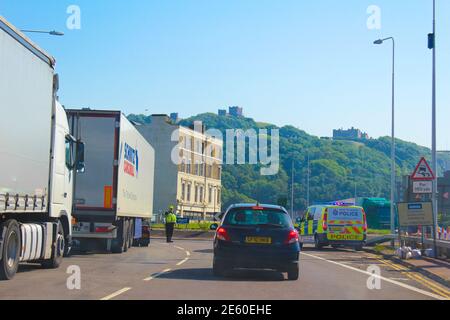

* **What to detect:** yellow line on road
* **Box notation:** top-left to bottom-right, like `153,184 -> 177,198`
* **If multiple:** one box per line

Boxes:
374,257 -> 450,299
100,287 -> 132,301
302,252 -> 445,300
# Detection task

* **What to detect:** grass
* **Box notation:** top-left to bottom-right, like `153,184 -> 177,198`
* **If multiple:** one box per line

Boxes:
367,229 -> 391,235
152,222 -> 215,231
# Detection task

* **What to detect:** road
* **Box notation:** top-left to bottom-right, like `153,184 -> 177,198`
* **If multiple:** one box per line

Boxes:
0,238 -> 448,300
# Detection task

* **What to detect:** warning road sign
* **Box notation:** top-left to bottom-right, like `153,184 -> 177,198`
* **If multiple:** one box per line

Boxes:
411,157 -> 435,181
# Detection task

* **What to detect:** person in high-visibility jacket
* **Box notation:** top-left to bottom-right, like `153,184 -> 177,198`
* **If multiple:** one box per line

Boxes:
165,206 -> 177,243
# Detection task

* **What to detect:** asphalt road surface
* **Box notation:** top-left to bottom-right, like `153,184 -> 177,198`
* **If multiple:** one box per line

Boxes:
0,238 -> 448,300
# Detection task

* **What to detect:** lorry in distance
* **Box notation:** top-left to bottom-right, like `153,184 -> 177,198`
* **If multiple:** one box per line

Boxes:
67,109 -> 155,253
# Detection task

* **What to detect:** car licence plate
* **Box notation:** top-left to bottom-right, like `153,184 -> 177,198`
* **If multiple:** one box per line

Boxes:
245,237 -> 272,244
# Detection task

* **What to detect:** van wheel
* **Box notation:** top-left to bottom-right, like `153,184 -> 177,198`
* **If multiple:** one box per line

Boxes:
0,220 -> 21,280
314,235 -> 323,250
41,221 -> 65,269
354,245 -> 364,251
287,264 -> 299,281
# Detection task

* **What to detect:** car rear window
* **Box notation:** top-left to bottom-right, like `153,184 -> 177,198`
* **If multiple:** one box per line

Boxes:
328,207 -> 363,221
223,208 -> 292,228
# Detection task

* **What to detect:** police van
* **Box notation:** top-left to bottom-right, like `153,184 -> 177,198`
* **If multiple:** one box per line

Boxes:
299,203 -> 367,251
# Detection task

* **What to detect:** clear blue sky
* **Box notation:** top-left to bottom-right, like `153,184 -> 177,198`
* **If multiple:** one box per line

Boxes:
2,0 -> 449,149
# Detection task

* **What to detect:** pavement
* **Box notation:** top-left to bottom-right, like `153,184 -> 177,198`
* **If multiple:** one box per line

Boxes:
0,238 -> 449,300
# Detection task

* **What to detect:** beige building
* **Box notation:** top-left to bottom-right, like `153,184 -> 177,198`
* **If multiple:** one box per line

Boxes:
138,115 -> 222,220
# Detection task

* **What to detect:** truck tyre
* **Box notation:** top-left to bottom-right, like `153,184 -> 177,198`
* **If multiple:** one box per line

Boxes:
287,264 -> 299,281
0,220 -> 21,280
123,220 -> 129,252
41,221 -> 65,269
111,219 -> 126,254
128,220 -> 134,249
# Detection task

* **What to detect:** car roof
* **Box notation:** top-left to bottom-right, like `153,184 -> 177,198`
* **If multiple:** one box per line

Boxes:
226,203 -> 288,213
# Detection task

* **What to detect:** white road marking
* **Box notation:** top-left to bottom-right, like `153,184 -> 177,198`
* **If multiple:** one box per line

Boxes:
301,252 -> 445,300
186,251 -> 191,257
143,268 -> 172,281
100,287 -> 132,301
175,246 -> 185,251
177,258 -> 189,266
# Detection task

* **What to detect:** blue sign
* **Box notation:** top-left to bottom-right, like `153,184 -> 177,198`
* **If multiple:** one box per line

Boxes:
177,217 -> 190,225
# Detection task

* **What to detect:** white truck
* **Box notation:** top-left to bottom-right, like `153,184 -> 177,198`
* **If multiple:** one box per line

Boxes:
0,16 -> 85,280
67,109 -> 155,253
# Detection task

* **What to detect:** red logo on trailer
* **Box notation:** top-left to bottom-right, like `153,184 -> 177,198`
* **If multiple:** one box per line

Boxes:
411,157 -> 435,181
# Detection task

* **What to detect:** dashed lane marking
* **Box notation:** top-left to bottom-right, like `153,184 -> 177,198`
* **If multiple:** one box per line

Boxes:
177,258 -> 189,266
100,287 -> 132,301
143,268 -> 172,281
301,252 -> 445,300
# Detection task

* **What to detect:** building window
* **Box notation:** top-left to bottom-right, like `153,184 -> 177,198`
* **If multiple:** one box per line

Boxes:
186,162 -> 191,174
187,184 -> 191,202
194,186 -> 198,203
208,186 -> 212,203
199,186 -> 203,203
181,183 -> 186,201
217,189 -> 221,204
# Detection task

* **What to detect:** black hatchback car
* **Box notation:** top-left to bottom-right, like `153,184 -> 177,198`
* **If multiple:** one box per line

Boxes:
212,204 -> 300,280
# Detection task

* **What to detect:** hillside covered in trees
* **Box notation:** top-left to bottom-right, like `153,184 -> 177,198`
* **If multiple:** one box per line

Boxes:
129,113 -> 450,211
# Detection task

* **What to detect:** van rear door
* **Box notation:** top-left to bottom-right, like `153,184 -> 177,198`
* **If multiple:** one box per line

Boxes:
327,206 -> 365,241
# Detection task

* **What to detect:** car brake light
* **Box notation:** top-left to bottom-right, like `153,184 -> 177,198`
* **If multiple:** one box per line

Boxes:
95,226 -> 113,233
216,227 -> 231,241
252,206 -> 264,210
323,210 -> 328,231
285,230 -> 299,245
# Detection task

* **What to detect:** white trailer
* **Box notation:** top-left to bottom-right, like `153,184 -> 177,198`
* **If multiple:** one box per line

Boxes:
0,16 -> 84,280
67,110 -> 154,253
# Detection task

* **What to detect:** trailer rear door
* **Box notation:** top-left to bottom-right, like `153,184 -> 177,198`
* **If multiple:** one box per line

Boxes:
69,112 -> 119,215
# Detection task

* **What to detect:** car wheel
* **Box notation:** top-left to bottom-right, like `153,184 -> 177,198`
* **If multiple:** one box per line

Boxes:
0,220 -> 21,280
213,258 -> 227,277
354,245 -> 364,251
287,264 -> 299,281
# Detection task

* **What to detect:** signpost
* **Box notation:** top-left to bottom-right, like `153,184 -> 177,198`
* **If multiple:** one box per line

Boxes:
398,202 -> 434,227
409,157 -> 437,256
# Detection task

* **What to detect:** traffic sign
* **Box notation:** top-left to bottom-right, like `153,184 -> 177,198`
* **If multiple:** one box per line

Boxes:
398,202 -> 434,227
411,157 -> 435,181
413,181 -> 432,194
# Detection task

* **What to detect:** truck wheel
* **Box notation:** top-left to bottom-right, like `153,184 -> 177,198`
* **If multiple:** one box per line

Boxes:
111,219 -> 125,254
128,220 -> 134,249
123,220 -> 129,252
287,264 -> 299,281
41,221 -> 65,269
0,220 -> 21,280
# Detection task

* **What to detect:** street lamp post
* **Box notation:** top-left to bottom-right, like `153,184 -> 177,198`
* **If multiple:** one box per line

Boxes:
21,29 -> 64,36
430,0 -> 438,254
374,37 -> 396,241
